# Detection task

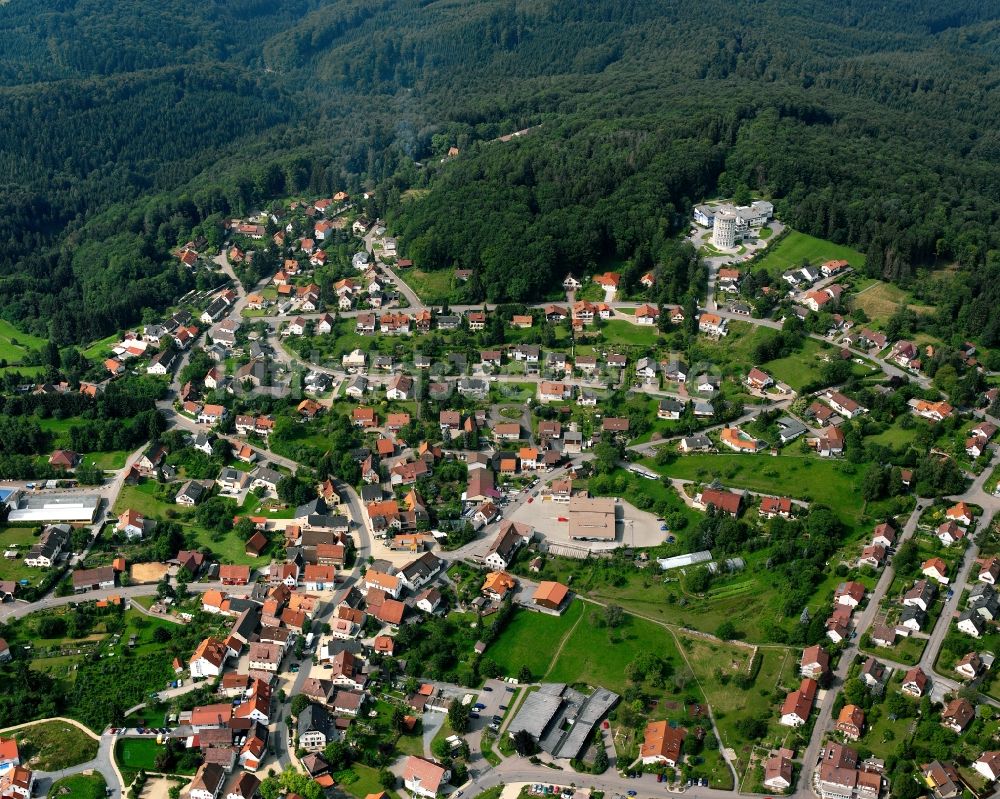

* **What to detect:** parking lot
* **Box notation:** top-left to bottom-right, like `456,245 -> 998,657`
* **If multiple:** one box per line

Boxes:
470,677 -> 517,732
506,496 -> 666,550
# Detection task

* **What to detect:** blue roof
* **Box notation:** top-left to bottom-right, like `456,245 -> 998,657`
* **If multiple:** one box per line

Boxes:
0,488 -> 14,503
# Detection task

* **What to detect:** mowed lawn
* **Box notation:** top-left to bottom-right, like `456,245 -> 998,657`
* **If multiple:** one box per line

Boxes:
486,600 -> 584,678
586,559 -> 791,643
765,339 -> 876,391
754,230 -> 865,278
764,338 -> 829,390
544,607 -> 682,693
115,738 -> 161,771
489,600 -> 694,696
0,318 -> 45,363
643,452 -> 863,521
336,764 -> 400,799
602,319 -> 659,346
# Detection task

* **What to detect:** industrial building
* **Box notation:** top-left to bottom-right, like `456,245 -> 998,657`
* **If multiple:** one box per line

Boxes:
506,682 -> 619,760
567,495 -> 618,541
5,492 -> 101,524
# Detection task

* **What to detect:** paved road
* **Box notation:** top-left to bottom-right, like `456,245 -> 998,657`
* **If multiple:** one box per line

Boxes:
0,581 -> 251,622
799,500 -> 927,789
0,718 -> 124,796
628,400 -> 789,456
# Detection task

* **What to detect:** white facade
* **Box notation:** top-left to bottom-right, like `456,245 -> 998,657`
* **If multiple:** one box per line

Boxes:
712,213 -> 737,249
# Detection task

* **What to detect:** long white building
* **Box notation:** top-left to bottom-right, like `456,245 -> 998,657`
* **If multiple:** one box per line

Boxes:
6,492 -> 101,524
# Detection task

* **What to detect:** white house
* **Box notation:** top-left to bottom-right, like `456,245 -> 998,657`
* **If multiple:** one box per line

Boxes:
190,638 -> 229,679
403,757 -> 450,799
974,752 -> 1000,783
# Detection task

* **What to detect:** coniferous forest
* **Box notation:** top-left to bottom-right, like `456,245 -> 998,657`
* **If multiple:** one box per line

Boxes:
4,0 -> 1000,342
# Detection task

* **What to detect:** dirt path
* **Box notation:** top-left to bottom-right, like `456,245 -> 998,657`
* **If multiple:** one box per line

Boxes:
541,607 -> 587,680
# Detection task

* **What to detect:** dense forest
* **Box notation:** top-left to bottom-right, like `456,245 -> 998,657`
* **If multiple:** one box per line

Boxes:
5,0 -> 1000,341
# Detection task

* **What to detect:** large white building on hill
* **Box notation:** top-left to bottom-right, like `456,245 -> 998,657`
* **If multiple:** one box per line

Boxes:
693,200 -> 774,249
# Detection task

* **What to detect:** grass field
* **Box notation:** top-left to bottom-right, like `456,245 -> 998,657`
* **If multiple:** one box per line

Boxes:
0,553 -> 44,586
81,334 -> 118,361
588,559 -> 789,643
690,322 -> 773,374
852,281 -> 935,326
13,721 -> 98,770
114,482 -> 265,565
601,319 -> 658,346
0,319 -> 45,363
763,339 -> 877,392
764,338 -> 829,390
488,599 -> 689,697
87,451 -> 129,470
36,417 -> 83,435
0,364 -> 46,378
677,634 -> 800,773
485,600 -> 585,678
335,764 -> 399,799
403,268 -> 454,304
642,452 -> 865,522
868,420 -> 920,449
544,604 -> 684,693
47,773 -> 106,799
115,738 -> 163,772
753,230 -> 865,278
490,599 -> 768,788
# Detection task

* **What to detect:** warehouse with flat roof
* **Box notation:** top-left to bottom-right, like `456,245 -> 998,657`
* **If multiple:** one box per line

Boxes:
7,493 -> 101,524
567,495 -> 618,540
507,683 -> 619,760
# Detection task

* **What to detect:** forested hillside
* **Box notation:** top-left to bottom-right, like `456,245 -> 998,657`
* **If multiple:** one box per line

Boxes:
4,0 -> 1000,342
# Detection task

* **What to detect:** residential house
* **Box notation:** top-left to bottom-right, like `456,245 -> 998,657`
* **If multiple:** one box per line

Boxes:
779,678 -> 818,726
297,704 -> 334,751
922,558 -> 949,584
836,705 -> 865,740
941,698 -> 975,733
800,645 -> 830,679
902,579 -> 935,612
760,496 -> 794,519
190,765 -> 226,799
639,721 -> 686,767
698,313 -> 727,336
763,752 -> 794,792
835,581 -> 865,608
403,758 -> 450,799
484,521 -> 533,571
190,638 -> 229,679
921,761 -> 961,799
746,367 -> 774,391
695,488 -> 742,516
117,509 -> 146,540
974,752 -> 1000,784
955,652 -> 983,680
901,667 -> 928,698
825,391 -> 866,419
958,609 -> 986,638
